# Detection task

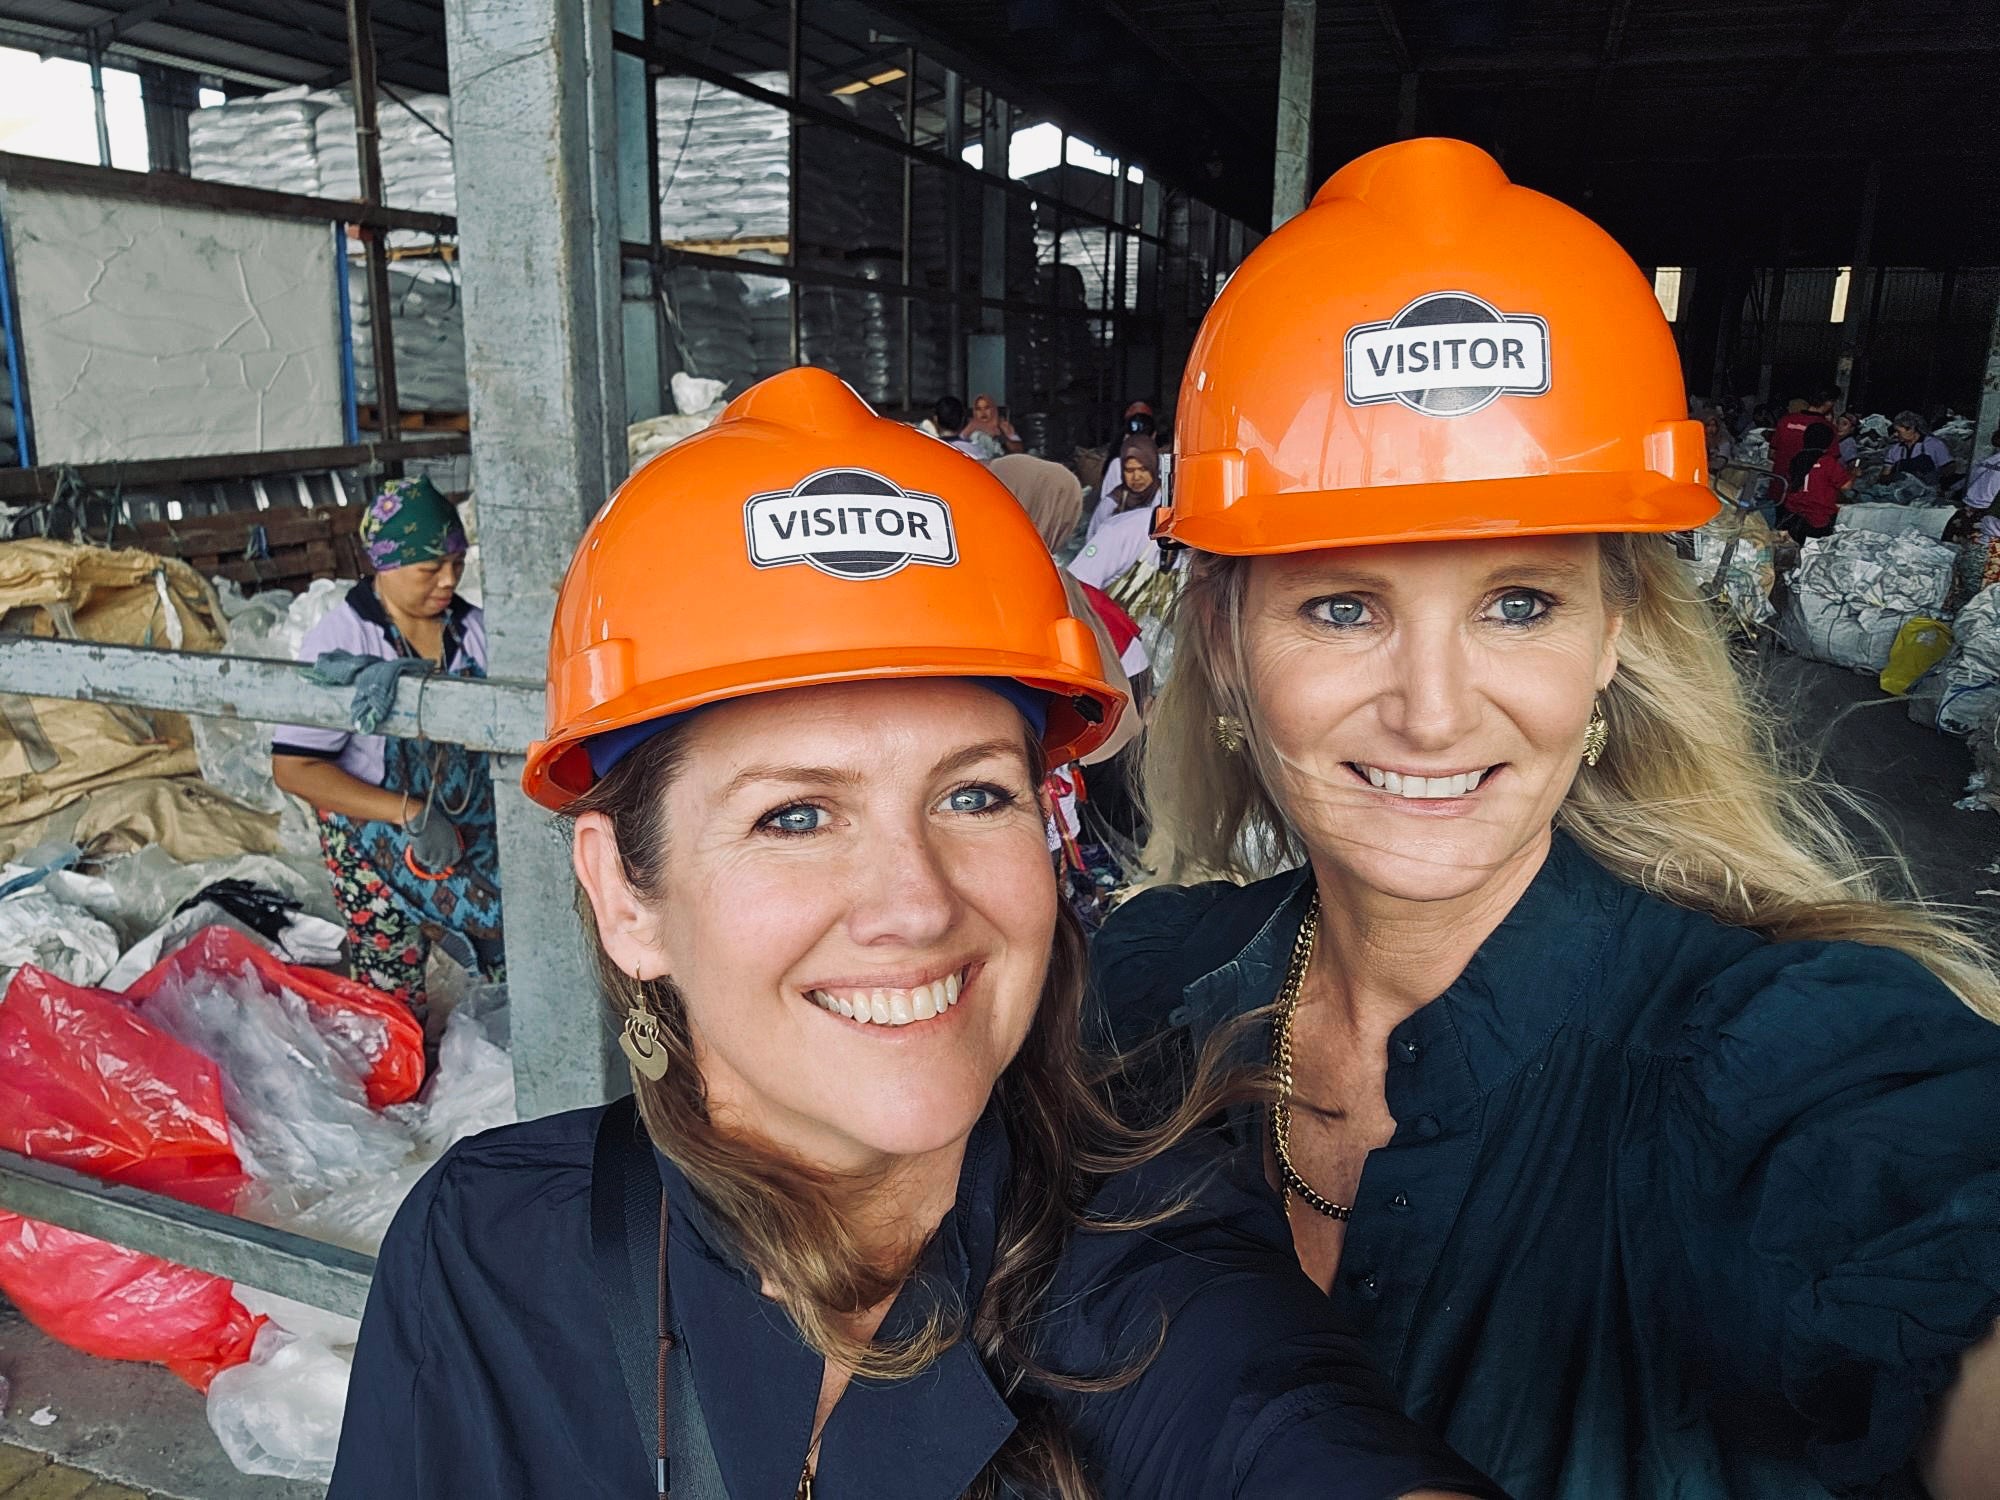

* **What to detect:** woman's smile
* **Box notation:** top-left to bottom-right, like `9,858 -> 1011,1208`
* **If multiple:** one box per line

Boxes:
804,962 -> 979,1028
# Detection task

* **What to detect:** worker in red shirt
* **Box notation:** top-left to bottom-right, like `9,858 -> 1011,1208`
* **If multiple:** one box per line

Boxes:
1769,389 -> 1837,486
1779,421 -> 1853,541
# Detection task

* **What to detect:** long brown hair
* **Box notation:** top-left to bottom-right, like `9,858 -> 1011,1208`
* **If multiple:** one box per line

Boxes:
565,722 -> 1254,1500
1139,533 -> 2000,1019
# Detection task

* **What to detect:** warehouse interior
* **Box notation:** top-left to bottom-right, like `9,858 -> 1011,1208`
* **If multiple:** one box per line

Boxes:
0,0 -> 1994,1493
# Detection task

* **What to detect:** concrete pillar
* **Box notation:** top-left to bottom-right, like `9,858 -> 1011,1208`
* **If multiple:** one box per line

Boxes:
1271,0 -> 1317,227
444,0 -> 630,1114
1834,160 -> 1880,410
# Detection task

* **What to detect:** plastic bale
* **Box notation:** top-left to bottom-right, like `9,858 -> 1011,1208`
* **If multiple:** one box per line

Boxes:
123,926 -> 425,1108
0,1215 -> 264,1391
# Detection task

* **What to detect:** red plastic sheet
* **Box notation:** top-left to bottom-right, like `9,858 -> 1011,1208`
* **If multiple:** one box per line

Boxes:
125,925 -> 426,1108
0,926 -> 425,1389
0,1216 -> 264,1391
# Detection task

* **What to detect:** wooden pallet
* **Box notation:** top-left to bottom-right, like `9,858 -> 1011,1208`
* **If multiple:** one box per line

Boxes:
128,503 -> 370,595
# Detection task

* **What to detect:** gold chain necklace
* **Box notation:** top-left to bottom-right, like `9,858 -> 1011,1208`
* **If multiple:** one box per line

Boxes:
1269,895 -> 1352,1222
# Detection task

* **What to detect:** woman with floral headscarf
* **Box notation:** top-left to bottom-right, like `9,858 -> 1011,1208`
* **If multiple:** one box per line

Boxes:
272,476 -> 503,1016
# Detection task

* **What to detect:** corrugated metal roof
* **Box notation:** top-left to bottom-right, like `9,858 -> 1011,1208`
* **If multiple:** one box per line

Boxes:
2,0 -> 1994,263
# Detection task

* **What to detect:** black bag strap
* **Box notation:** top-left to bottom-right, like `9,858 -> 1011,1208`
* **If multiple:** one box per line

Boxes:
591,1095 -> 669,1496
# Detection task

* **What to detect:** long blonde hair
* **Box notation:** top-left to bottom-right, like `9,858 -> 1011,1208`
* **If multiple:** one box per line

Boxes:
1141,533 -> 2000,1020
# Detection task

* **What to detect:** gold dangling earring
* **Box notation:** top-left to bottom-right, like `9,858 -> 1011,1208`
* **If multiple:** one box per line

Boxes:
619,964 -> 671,1082
1213,714 -> 1247,753
1582,701 -> 1609,768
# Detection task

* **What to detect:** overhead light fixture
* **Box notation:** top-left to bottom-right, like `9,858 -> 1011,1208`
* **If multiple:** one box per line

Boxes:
831,66 -> 906,96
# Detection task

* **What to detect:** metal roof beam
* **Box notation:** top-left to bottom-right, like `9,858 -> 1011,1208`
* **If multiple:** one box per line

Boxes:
1372,0 -> 1413,74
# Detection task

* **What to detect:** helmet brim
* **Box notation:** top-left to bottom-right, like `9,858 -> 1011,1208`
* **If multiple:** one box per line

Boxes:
1163,471 -> 1720,556
523,648 -> 1126,811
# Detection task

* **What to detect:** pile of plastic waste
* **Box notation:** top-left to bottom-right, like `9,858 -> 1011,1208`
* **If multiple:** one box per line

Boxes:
0,840 -> 339,995
1778,527 -> 1958,674
1935,584 -> 2000,739
0,916 -> 515,1482
1690,507 -> 1780,631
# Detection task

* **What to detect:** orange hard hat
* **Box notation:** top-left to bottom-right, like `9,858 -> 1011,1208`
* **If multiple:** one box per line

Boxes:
522,368 -> 1123,810
1165,137 -> 1717,554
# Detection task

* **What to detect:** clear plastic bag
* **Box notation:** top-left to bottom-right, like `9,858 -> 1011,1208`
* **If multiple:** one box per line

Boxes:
204,1324 -> 351,1482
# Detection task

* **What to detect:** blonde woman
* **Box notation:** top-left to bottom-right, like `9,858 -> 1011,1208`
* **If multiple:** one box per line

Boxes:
1092,140 -> 2000,1499
328,370 -> 1499,1500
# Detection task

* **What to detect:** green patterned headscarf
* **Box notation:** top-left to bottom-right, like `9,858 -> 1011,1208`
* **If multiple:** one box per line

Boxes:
360,476 -> 468,572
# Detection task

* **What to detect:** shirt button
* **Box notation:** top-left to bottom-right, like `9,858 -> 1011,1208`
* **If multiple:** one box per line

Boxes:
1348,1269 -> 1380,1298
1409,1114 -> 1441,1140
1395,1038 -> 1420,1063
1388,1191 -> 1411,1212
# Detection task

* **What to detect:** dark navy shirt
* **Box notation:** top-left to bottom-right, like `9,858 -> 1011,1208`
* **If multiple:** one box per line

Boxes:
327,1100 -> 1504,1498
1090,834 -> 2000,1499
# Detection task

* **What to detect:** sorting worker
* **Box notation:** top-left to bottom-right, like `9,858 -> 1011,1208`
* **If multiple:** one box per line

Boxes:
1768,387 -> 1836,483
959,391 -> 1024,457
1777,418 -> 1853,541
1091,138 -> 2000,1500
272,476 -> 504,1014
1095,398 -> 1159,505
1881,409 -> 1955,486
326,369 -> 1502,1500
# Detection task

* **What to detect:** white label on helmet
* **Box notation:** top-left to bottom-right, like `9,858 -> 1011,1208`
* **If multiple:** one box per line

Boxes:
745,468 -> 959,580
1345,291 -> 1550,417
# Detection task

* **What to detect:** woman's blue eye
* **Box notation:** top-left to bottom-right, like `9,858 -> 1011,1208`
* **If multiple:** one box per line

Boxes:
1492,590 -> 1550,624
1309,596 -> 1370,627
943,785 -> 1011,814
764,805 -> 826,835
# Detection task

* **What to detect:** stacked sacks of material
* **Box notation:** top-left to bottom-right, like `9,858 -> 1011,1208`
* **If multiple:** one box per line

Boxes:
665,261 -> 791,397
655,73 -> 790,245
1735,427 -> 1772,471
1778,528 -> 1959,674
347,259 -> 467,413
311,90 -> 456,221
187,87 -> 332,198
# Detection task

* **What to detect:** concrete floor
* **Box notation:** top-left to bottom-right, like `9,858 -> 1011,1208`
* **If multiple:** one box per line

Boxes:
0,658 -> 1992,1500
0,1300 -> 321,1500
1752,651 -> 1999,920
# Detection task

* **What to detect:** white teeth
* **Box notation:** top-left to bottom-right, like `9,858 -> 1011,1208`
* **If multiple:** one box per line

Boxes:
809,969 -> 967,1027
1358,765 -> 1490,799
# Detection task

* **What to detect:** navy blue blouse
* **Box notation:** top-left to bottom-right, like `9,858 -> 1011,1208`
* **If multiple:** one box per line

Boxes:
326,1100 -> 1503,1498
1090,833 -> 2000,1500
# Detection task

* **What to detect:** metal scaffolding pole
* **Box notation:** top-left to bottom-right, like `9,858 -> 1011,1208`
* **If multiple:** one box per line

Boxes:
444,0 -> 630,1116
1272,0 -> 1317,227
347,0 -> 402,446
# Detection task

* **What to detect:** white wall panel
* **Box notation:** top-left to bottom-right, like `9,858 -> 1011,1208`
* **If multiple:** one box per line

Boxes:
5,187 -> 346,463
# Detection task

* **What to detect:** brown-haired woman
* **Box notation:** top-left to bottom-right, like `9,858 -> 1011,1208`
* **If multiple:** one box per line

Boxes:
1093,140 -> 2000,1499
325,370 -> 1500,1500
